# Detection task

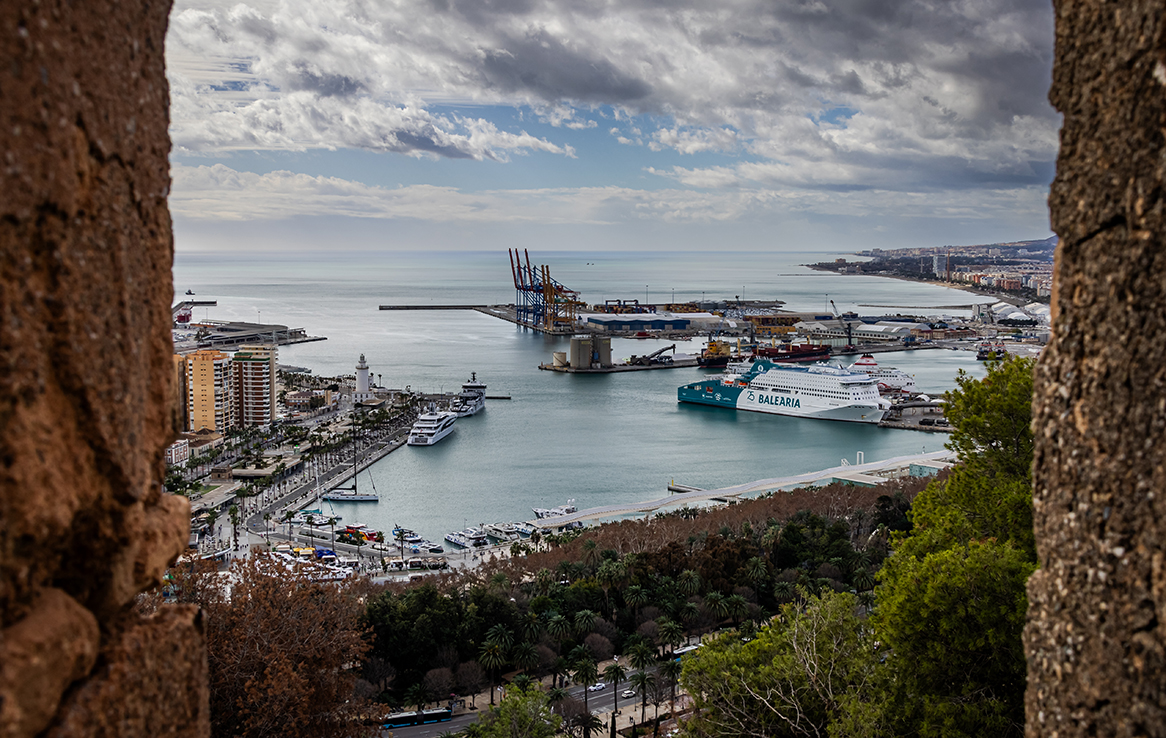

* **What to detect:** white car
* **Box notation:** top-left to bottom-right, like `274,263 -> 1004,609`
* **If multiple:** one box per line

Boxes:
587,682 -> 606,692
621,689 -> 636,699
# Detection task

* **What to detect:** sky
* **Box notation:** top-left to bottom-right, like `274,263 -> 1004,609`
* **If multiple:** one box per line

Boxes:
166,0 -> 1059,253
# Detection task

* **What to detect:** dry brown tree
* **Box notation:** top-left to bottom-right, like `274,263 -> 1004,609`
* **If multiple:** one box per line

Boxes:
171,554 -> 373,738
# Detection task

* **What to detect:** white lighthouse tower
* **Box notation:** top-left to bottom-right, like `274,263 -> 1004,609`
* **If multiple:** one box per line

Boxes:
354,354 -> 375,402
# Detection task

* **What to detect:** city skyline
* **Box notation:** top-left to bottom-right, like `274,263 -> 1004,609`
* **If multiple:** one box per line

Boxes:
167,0 -> 1058,253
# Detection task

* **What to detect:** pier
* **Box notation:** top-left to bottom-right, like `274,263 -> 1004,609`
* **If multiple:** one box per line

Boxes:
526,450 -> 956,528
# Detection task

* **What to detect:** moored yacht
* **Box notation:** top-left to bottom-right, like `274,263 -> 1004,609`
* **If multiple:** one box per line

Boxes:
453,372 -> 487,417
408,406 -> 458,446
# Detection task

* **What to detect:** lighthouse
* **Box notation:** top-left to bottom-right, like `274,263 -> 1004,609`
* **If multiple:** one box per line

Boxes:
354,354 -> 374,402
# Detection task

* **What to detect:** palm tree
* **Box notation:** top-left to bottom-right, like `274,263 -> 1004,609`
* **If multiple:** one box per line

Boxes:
744,556 -> 769,589
603,662 -> 628,717
582,538 -> 600,569
405,683 -> 429,712
625,585 -> 649,624
478,642 -> 507,706
573,655 -> 599,722
547,614 -> 572,654
547,686 -> 568,713
535,567 -> 555,596
280,509 -> 294,540
511,641 -> 539,677
659,659 -> 682,716
657,618 -> 684,657
704,591 -> 728,626
629,671 -> 656,725
395,526 -> 407,558
677,569 -> 701,597
327,516 -> 338,548
486,623 -> 514,652
511,673 -> 533,692
726,594 -> 748,627
678,601 -> 700,645
519,611 -> 544,644
628,643 -> 655,673
574,609 -> 597,636
228,504 -> 240,549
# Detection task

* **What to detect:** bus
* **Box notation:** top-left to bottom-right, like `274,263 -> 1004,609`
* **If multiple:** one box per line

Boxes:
382,708 -> 453,728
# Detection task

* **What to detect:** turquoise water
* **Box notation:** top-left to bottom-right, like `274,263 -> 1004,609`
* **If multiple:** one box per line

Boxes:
174,250 -> 988,544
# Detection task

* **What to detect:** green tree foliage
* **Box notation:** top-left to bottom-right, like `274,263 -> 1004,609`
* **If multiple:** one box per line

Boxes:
473,684 -> 561,738
682,590 -> 875,738
853,541 -> 1035,738
833,357 -> 1038,738
943,356 -> 1035,480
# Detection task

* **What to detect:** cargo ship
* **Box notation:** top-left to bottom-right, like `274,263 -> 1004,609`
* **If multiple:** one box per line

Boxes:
678,359 -> 890,423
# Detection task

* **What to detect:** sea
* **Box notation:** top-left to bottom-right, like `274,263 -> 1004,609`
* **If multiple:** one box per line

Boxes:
173,250 -> 993,546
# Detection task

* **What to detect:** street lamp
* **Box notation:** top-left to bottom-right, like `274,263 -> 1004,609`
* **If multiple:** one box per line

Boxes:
645,285 -> 648,305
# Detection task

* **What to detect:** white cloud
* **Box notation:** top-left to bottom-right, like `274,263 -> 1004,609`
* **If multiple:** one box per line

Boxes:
170,163 -> 1051,229
168,0 -> 1058,194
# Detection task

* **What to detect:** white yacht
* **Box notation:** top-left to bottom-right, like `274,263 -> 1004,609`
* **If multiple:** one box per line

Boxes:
408,407 -> 458,446
484,522 -> 521,542
453,372 -> 487,417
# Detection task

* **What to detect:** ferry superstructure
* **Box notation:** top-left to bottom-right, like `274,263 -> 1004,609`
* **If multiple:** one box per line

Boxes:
847,354 -> 917,394
678,359 -> 891,423
407,408 -> 458,446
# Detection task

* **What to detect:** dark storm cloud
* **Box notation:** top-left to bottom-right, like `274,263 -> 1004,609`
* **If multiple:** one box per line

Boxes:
480,29 -> 652,103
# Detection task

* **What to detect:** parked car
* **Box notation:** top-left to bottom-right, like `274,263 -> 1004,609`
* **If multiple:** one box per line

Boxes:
587,682 -> 606,692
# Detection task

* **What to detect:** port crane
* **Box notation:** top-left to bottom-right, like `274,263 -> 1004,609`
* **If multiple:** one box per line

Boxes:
829,300 -> 857,352
628,344 -> 676,366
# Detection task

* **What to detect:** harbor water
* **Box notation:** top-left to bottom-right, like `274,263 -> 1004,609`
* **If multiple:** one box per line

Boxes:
174,250 -> 992,545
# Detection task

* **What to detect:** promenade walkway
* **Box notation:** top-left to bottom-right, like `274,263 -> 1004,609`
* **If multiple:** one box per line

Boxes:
526,449 -> 956,527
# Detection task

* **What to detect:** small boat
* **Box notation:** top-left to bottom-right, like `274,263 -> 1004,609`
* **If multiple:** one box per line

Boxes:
321,489 -> 379,502
532,500 -> 577,519
484,522 -> 521,542
185,289 -> 195,295
514,522 -> 536,537
461,527 -> 490,547
445,532 -> 469,548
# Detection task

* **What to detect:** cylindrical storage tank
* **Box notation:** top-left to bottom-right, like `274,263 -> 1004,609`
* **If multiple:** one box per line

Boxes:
552,351 -> 567,367
595,336 -> 612,367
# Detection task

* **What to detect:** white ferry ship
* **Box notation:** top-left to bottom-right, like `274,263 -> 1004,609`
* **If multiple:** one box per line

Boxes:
847,354 -> 917,394
453,372 -> 487,417
678,359 -> 891,423
407,407 -> 458,446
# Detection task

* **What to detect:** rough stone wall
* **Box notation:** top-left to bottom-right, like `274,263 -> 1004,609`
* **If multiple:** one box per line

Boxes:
0,2 -> 209,737
1027,1 -> 1166,736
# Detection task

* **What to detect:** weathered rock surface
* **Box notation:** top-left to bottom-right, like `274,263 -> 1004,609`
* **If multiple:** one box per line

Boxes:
1027,1 -> 1166,735
0,2 -> 207,737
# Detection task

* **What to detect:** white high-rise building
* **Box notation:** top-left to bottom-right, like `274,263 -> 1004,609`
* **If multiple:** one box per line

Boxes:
233,344 -> 278,427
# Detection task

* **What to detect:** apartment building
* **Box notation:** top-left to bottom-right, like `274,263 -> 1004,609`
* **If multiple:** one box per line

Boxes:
185,349 -> 236,432
233,344 -> 278,427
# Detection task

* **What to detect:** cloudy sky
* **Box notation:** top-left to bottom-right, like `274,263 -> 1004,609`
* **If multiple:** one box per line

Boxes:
166,0 -> 1058,253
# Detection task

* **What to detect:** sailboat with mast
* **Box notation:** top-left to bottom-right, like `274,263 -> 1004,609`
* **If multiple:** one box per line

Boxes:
321,419 -> 380,502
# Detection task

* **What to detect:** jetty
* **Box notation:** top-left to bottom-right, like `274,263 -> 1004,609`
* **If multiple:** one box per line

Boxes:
527,450 -> 956,528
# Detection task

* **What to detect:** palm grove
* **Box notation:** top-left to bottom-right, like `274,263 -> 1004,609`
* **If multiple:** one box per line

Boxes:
158,357 -> 1036,738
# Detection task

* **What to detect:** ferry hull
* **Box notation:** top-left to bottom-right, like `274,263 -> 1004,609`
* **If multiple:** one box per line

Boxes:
678,376 -> 886,424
